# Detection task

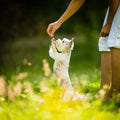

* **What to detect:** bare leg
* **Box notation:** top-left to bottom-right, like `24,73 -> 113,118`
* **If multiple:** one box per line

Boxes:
99,52 -> 112,99
110,48 -> 120,95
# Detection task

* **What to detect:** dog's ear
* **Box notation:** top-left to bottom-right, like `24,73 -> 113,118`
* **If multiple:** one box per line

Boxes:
69,37 -> 74,50
71,37 -> 74,41
65,38 -> 74,52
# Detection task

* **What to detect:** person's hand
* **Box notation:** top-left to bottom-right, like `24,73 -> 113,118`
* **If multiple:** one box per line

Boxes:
100,23 -> 111,37
46,21 -> 61,37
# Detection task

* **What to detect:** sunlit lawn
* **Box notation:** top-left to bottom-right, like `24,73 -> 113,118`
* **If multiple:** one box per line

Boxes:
0,33 -> 120,120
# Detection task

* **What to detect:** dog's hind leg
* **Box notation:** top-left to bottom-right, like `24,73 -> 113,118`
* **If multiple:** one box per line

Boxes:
58,77 -> 75,101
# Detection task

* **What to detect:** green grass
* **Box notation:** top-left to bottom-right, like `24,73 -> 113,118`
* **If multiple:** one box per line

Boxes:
0,33 -> 120,120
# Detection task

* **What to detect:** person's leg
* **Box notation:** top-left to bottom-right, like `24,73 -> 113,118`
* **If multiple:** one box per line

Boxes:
110,48 -> 120,94
99,51 -> 112,99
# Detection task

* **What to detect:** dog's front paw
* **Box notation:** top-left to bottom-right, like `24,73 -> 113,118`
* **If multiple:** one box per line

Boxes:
51,37 -> 55,42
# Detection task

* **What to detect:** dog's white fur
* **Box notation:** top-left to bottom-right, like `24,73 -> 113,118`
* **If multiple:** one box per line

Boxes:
49,37 -> 85,101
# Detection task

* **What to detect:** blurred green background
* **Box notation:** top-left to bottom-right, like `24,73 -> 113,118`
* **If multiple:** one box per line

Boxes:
1,1 -> 120,120
0,0 -> 108,40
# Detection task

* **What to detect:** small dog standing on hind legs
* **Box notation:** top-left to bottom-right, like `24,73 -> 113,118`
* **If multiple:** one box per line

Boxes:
49,37 -> 86,101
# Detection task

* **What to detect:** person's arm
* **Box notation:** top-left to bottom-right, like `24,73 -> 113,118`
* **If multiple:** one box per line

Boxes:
47,0 -> 85,37
100,0 -> 120,37
57,0 -> 85,26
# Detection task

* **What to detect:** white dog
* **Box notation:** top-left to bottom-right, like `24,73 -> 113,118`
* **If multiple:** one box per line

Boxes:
49,37 -> 85,101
